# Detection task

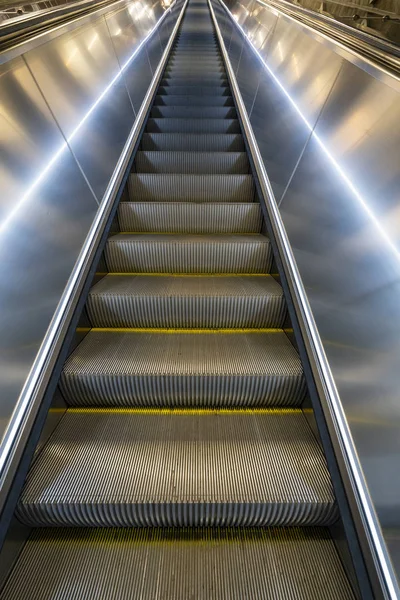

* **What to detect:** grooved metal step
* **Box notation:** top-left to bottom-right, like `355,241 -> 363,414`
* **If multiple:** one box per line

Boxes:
118,202 -> 261,234
134,151 -> 249,174
141,133 -> 245,151
165,67 -> 225,75
163,70 -> 226,77
160,77 -> 227,86
87,274 -> 284,328
1,528 -> 355,600
154,95 -> 233,106
128,174 -> 254,202
146,118 -> 240,134
150,106 -> 236,118
169,57 -> 223,64
60,330 -> 305,407
158,85 -> 230,95
17,410 -> 336,527
105,234 -> 272,273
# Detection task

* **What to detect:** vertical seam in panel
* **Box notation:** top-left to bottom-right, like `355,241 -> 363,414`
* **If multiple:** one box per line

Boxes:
235,38 -> 244,75
146,46 -> 154,76
248,74 -> 261,119
103,14 -> 137,118
278,61 -> 346,207
22,55 -> 100,206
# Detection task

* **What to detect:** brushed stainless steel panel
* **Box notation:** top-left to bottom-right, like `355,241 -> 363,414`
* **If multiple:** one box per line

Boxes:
278,59 -> 400,560
24,17 -> 135,202
227,19 -> 244,72
0,56 -> 98,444
250,13 -> 343,200
235,37 -> 263,114
118,44 -> 153,114
146,25 -> 163,73
245,2 -> 278,53
104,4 -> 159,114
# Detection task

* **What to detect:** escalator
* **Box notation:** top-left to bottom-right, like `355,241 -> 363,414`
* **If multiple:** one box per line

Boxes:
0,0 -> 356,597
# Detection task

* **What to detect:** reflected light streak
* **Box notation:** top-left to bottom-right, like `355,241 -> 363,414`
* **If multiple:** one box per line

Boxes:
232,17 -> 400,263
0,5 -> 172,235
88,33 -> 99,49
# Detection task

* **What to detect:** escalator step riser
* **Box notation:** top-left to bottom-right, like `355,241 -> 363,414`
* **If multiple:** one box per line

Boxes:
158,86 -> 230,96
105,235 -> 272,273
17,410 -> 335,527
150,106 -> 236,119
160,78 -> 227,87
169,57 -> 223,63
128,174 -> 254,202
118,202 -> 261,234
146,118 -> 240,134
60,331 -> 306,407
141,133 -> 245,152
154,95 -> 234,106
134,151 -> 249,174
162,75 -> 228,83
87,274 -> 285,328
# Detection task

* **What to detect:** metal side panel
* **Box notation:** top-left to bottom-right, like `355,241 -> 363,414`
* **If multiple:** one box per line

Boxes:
104,234 -> 272,273
134,151 -> 249,174
17,410 -> 336,527
60,330 -> 306,407
86,274 -> 285,328
118,202 -> 261,233
128,174 -> 254,202
140,133 -> 245,151
1,528 -> 355,600
145,118 -> 240,133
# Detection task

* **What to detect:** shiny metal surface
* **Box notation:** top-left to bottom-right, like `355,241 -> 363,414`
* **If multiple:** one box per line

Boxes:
0,54 -> 98,444
212,0 -> 400,592
0,0 -> 185,515
24,17 -> 135,201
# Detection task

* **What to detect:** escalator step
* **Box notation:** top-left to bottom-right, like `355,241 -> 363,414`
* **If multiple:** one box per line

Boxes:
17,410 -> 335,527
168,58 -> 223,65
165,67 -> 225,75
141,132 -> 245,151
105,234 -> 271,273
118,202 -> 261,233
154,95 -> 233,106
158,85 -> 230,95
60,330 -> 305,407
128,173 -> 254,202
150,106 -> 236,118
1,527 -> 355,600
134,151 -> 249,174
160,77 -> 227,86
87,274 -> 284,328
146,118 -> 240,133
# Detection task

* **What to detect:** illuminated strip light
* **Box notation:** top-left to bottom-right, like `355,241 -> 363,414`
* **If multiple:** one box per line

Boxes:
231,12 -> 400,262
0,5 -> 172,235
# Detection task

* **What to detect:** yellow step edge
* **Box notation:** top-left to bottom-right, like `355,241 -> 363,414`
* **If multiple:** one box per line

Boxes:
84,327 -> 292,334
67,407 -> 302,415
